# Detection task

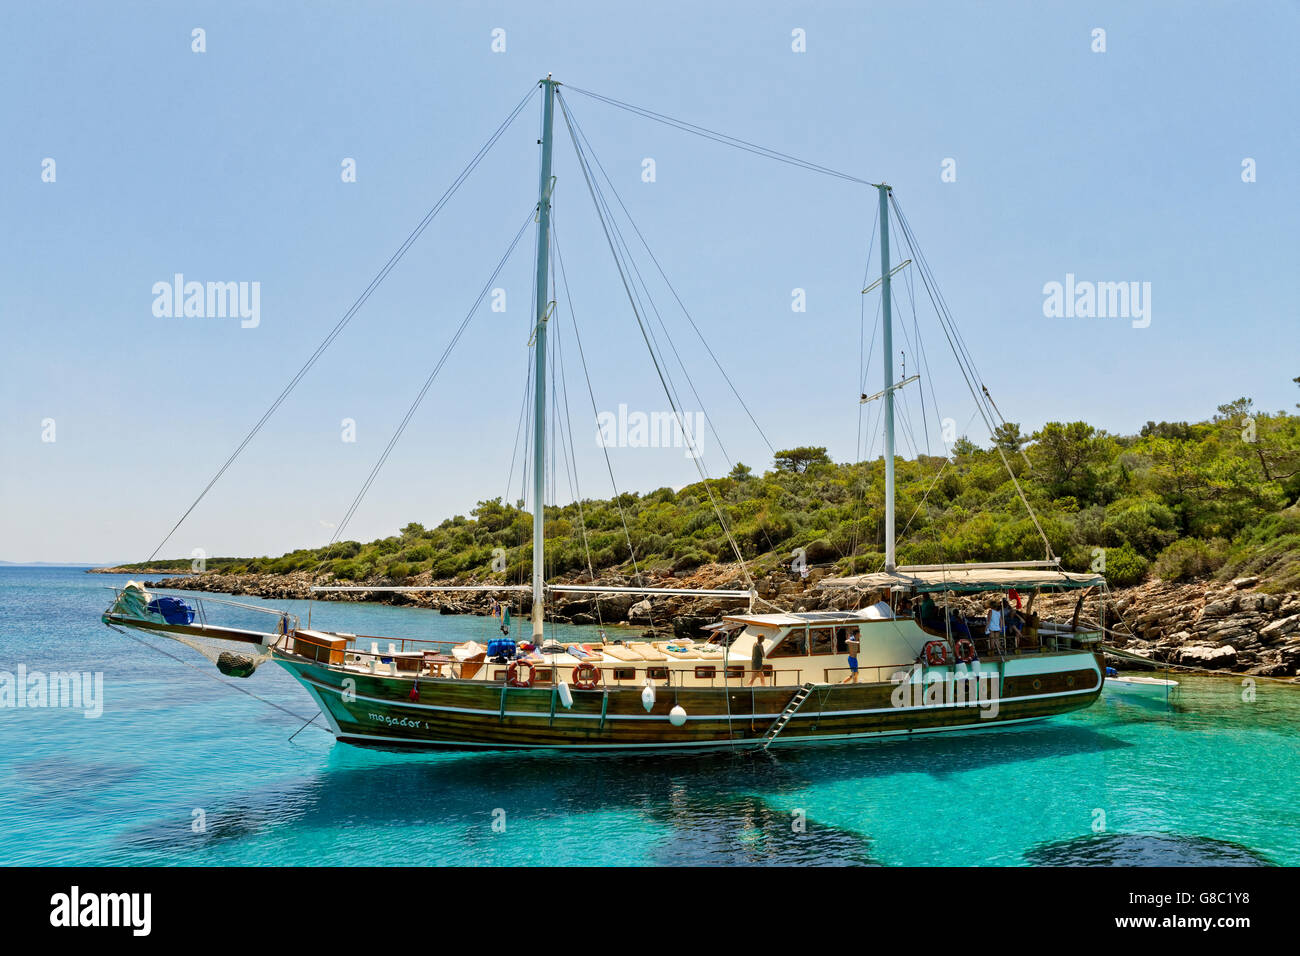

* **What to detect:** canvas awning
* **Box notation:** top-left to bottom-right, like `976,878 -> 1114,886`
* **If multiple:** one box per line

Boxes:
819,566 -> 1104,594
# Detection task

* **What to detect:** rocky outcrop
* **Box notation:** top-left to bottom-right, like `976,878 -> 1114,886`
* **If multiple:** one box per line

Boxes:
1177,644 -> 1238,669
1074,579 -> 1300,676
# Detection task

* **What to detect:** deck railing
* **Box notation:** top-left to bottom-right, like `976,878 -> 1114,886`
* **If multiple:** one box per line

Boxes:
103,585 -> 301,635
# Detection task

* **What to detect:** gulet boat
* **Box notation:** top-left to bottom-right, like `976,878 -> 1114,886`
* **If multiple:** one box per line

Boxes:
102,76 -> 1108,751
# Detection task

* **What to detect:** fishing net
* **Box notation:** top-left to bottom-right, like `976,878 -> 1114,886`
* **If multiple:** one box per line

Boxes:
169,633 -> 273,677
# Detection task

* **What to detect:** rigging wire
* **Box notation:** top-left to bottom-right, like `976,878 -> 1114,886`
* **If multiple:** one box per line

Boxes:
550,215 -> 651,597
144,83 -> 540,563
504,346 -> 535,505
106,624 -> 327,729
557,90 -> 758,598
888,192 -> 1054,560
561,95 -> 794,566
565,107 -> 795,565
564,84 -> 874,187
310,208 -> 535,610
896,407 -> 980,545
329,211 -> 535,543
561,108 -> 720,471
900,239 -> 944,458
850,207 -> 883,565
549,230 -> 605,626
565,113 -> 777,457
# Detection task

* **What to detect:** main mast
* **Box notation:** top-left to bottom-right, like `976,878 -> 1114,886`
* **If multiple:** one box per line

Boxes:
878,183 -> 896,572
530,76 -> 557,640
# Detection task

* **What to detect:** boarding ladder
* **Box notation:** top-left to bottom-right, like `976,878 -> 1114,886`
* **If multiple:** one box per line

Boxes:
758,682 -> 816,750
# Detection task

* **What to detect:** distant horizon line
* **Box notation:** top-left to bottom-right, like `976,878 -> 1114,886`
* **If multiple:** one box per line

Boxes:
0,561 -> 120,568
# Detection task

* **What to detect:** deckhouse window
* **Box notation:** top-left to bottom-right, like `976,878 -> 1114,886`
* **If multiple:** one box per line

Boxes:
810,627 -> 836,655
769,627 -> 808,658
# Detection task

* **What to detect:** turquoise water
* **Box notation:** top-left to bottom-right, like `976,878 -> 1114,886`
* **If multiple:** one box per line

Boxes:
1,565 -> 1295,866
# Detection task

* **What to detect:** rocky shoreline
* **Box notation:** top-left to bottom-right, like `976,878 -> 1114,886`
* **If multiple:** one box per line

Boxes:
94,563 -> 1300,678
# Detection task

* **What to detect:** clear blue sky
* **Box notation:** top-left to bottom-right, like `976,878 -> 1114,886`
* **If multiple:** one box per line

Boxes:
2,1 -> 1296,563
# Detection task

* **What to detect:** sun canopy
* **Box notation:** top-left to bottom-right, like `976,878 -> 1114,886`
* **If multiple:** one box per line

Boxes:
820,566 -> 1104,594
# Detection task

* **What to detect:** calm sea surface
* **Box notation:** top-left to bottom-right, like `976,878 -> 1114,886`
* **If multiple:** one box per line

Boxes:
1,565 -> 1295,866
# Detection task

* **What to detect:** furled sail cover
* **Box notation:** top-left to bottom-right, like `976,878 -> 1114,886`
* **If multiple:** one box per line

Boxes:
104,581 -> 156,621
820,567 -> 1105,594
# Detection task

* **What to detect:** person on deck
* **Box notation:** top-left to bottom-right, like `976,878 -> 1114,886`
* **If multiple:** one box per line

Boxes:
986,600 -> 1005,654
948,608 -> 971,640
918,594 -> 941,630
1005,603 -> 1024,649
748,636 -> 767,686
840,639 -> 861,683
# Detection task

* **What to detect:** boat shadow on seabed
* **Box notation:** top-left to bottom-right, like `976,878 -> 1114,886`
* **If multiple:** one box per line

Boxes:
110,722 -> 1131,864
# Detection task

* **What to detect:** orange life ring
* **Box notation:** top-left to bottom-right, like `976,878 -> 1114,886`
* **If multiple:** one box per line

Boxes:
954,638 -> 977,663
924,640 -> 950,666
506,660 -> 534,688
572,662 -> 601,690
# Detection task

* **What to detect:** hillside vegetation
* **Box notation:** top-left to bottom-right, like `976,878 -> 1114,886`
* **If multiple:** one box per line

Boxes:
122,389 -> 1300,593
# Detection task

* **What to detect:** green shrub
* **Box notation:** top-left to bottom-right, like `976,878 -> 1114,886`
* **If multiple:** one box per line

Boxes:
1102,499 -> 1178,555
1153,538 -> 1228,582
671,550 -> 709,572
401,544 -> 433,562
1103,543 -> 1149,586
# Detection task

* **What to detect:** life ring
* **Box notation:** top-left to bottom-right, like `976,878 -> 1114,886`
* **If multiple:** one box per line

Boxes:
923,640 -> 950,666
572,662 -> 601,691
954,638 -> 977,663
506,660 -> 534,688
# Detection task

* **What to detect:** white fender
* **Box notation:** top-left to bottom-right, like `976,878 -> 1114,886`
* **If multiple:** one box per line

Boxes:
668,704 -> 687,727
557,681 -> 574,709
641,679 -> 656,712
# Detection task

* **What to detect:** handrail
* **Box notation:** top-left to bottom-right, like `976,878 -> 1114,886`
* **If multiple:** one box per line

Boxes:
103,585 -> 298,622
286,634 -> 815,690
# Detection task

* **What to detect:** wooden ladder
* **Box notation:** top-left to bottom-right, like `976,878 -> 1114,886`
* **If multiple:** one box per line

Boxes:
758,682 -> 816,750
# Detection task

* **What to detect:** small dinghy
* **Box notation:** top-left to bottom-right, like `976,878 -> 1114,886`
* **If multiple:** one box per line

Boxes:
1104,670 -> 1179,697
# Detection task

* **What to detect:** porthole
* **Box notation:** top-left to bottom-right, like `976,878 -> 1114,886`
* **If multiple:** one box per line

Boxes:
1031,678 -> 1042,691
1066,675 -> 1075,687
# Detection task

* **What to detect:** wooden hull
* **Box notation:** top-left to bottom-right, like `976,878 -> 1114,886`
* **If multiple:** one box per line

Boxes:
274,649 -> 1103,752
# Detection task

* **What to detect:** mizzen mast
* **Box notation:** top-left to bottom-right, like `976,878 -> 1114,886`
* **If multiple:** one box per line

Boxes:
530,75 -> 557,640
878,183 -> 897,572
